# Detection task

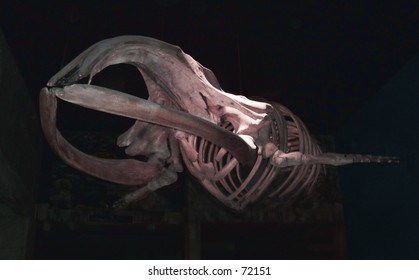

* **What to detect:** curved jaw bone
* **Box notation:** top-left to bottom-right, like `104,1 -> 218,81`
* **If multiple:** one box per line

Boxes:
40,35 -> 265,207
41,35 -> 401,211
48,84 -> 255,164
47,36 -> 272,153
40,83 -> 256,207
39,87 -> 163,186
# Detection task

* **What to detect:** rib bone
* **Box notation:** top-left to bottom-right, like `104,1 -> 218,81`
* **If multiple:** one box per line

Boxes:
40,35 -> 399,210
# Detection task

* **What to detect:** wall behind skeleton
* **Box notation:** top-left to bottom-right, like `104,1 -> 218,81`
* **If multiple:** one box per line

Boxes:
336,53 -> 419,259
0,28 -> 42,259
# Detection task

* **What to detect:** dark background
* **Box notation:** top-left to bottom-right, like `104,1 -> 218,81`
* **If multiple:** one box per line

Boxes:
1,0 -> 418,259
1,0 -> 418,133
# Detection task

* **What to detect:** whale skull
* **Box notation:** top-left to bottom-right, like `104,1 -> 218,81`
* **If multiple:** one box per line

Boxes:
39,36 -> 398,210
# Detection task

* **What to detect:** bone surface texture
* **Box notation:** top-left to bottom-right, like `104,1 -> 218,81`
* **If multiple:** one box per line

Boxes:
40,36 -> 398,210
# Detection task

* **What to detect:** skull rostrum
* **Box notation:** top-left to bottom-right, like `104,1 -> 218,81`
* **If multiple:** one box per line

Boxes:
39,36 -> 398,211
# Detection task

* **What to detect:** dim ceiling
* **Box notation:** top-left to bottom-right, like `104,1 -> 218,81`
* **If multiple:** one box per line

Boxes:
1,0 -> 418,133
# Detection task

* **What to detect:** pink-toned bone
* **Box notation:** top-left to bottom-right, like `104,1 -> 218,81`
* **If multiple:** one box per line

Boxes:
271,151 -> 399,167
39,87 -> 162,186
52,84 -> 255,164
47,36 -> 273,152
40,35 -> 399,210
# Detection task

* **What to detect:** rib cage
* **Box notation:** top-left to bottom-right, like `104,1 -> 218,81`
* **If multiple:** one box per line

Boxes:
183,102 -> 325,211
268,103 -> 325,199
40,35 -> 400,211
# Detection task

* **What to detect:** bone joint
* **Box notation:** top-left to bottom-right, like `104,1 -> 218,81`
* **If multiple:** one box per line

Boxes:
39,36 -> 399,211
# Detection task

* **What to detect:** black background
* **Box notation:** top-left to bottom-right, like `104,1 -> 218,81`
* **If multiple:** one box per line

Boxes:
1,0 -> 419,134
1,0 -> 419,259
